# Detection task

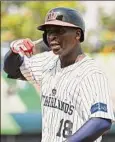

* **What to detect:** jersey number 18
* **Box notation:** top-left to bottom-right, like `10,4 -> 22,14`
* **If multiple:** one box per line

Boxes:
56,119 -> 73,138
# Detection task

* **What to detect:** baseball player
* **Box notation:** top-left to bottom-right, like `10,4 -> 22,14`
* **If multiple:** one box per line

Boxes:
4,7 -> 115,142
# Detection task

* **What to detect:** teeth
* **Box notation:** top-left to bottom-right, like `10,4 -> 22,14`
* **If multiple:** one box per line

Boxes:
51,44 -> 59,46
51,45 -> 60,48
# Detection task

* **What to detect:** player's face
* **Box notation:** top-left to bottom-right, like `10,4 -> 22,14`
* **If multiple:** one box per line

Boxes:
46,25 -> 80,57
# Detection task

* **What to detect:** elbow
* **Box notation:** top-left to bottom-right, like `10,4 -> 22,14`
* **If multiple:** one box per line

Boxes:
101,119 -> 112,132
3,50 -> 23,75
3,57 -> 12,74
3,50 -> 13,74
105,121 -> 112,131
3,59 -> 9,74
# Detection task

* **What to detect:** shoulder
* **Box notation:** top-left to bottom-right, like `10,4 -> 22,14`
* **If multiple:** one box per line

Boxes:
32,51 -> 55,60
31,51 -> 58,70
77,55 -> 106,79
23,51 -> 56,63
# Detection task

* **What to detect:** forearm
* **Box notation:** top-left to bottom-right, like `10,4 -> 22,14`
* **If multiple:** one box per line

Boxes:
67,118 -> 111,142
4,50 -> 25,79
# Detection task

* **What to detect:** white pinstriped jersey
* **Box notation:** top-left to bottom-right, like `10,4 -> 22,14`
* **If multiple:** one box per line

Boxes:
20,51 -> 115,142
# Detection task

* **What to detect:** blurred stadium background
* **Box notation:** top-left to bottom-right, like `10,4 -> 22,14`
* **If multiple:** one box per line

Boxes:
1,1 -> 115,142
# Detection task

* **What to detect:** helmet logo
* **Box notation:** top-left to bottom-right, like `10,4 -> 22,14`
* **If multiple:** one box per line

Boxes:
46,11 -> 58,21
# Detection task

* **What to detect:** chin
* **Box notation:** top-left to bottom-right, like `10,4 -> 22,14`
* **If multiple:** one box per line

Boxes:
52,49 -> 62,56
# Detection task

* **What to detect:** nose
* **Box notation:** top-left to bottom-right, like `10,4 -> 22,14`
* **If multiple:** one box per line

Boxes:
47,32 -> 58,41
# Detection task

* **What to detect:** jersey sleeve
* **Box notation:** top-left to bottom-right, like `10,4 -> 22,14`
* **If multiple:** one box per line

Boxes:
20,51 -> 51,85
80,72 -> 115,122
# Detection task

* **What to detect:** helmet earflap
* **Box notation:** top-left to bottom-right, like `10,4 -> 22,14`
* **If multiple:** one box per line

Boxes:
80,30 -> 84,42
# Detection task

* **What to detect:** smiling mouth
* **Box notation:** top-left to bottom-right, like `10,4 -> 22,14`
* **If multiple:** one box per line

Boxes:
50,43 -> 60,49
50,44 -> 61,53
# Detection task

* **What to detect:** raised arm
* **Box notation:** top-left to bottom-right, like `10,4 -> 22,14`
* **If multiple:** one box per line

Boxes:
3,39 -> 36,80
4,50 -> 25,79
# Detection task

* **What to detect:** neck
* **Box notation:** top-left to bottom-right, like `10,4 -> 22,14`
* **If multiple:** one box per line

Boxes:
60,45 -> 84,68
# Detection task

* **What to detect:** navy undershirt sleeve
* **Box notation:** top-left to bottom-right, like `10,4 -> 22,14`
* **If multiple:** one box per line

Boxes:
3,50 -> 26,80
68,118 -> 111,142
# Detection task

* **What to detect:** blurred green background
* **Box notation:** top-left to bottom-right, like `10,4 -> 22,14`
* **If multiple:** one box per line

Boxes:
1,1 -> 115,142
1,1 -> 115,53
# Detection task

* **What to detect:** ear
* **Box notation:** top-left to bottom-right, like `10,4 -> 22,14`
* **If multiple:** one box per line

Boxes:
76,29 -> 81,41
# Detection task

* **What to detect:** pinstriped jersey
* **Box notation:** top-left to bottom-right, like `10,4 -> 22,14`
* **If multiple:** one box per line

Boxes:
20,51 -> 115,142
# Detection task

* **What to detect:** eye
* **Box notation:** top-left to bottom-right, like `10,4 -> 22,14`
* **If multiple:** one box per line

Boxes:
59,28 -> 66,34
46,29 -> 52,35
46,27 -> 66,35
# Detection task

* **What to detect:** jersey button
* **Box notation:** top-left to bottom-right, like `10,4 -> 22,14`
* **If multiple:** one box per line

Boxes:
52,88 -> 57,95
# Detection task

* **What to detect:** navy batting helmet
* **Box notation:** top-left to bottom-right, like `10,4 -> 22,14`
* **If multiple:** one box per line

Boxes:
37,7 -> 85,46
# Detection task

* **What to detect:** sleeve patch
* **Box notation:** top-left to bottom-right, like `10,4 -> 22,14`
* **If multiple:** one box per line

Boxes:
90,103 -> 107,114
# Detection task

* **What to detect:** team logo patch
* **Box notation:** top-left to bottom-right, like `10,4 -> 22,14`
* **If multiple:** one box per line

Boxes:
90,102 -> 107,114
46,11 -> 58,21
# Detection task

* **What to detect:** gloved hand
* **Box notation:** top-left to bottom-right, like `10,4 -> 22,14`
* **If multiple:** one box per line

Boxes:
10,38 -> 36,57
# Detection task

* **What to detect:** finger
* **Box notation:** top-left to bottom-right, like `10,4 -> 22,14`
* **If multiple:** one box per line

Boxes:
20,44 -> 28,51
19,48 -> 26,56
19,47 -> 31,57
20,45 -> 32,57
25,52 -> 31,58
23,38 -> 35,50
24,49 -> 33,57
30,51 -> 33,57
10,40 -> 18,48
26,38 -> 36,54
